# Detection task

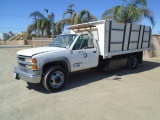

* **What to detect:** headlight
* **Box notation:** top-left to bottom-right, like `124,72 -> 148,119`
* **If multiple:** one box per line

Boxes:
25,58 -> 37,63
25,58 -> 38,70
25,65 -> 32,69
25,58 -> 32,63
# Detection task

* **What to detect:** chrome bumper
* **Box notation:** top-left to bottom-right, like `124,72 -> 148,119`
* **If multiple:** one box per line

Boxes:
14,67 -> 41,83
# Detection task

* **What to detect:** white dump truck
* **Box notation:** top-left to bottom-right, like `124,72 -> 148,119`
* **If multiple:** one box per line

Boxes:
14,20 -> 151,92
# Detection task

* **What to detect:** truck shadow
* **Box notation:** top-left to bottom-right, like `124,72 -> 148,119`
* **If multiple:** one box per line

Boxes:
26,60 -> 160,94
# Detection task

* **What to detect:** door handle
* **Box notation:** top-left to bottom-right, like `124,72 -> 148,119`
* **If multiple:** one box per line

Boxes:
78,50 -> 85,53
93,51 -> 96,53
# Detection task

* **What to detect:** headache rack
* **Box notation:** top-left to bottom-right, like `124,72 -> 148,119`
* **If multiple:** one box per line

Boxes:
68,24 -> 96,33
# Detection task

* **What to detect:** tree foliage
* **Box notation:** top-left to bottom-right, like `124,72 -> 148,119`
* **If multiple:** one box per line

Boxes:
27,1 -> 155,39
102,0 -> 155,26
27,9 -> 55,37
56,5 -> 97,32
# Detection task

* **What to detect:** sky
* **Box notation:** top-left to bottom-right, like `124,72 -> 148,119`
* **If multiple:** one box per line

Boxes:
0,0 -> 159,34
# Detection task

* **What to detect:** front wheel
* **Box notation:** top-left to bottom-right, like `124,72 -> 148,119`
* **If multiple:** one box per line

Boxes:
127,55 -> 138,70
43,66 -> 67,92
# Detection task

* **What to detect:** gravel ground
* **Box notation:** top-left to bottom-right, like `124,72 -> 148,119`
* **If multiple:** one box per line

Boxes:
0,47 -> 160,120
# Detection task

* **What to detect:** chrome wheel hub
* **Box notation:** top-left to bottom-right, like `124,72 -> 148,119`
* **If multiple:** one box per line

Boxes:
50,71 -> 64,88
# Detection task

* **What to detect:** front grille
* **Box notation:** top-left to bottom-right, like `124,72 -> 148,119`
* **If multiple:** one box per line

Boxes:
17,55 -> 32,73
19,63 -> 26,67
19,57 -> 25,61
18,55 -> 30,61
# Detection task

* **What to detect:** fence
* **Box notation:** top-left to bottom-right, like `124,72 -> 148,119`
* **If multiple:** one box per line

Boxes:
25,40 -> 32,46
32,38 -> 52,48
144,34 -> 160,57
0,40 -> 32,46
0,38 -> 51,47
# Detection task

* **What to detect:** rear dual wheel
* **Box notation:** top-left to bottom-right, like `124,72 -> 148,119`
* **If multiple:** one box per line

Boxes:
43,66 -> 67,92
127,55 -> 138,70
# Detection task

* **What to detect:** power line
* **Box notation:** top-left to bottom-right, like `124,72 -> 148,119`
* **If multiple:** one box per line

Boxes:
0,27 -> 26,29
0,14 -> 28,17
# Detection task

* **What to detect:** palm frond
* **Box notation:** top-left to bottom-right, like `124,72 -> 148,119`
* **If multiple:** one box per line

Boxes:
29,11 -> 45,19
88,15 -> 98,21
77,10 -> 97,23
27,23 -> 36,34
70,13 -> 77,24
141,8 -> 155,26
56,19 -> 70,31
102,0 -> 154,25
133,0 -> 147,7
44,8 -> 48,14
102,8 -> 112,19
48,12 -> 55,21
28,9 -> 55,37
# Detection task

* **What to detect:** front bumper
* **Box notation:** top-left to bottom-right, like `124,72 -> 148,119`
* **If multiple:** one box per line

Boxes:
14,67 -> 41,83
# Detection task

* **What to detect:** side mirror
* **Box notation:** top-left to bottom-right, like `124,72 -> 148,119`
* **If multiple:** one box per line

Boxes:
88,34 -> 94,48
88,34 -> 93,41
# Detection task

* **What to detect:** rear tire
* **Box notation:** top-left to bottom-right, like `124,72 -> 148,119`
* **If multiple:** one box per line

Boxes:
43,66 -> 67,92
127,55 -> 138,70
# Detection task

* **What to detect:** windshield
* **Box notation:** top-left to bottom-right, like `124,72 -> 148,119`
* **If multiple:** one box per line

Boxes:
50,34 -> 77,48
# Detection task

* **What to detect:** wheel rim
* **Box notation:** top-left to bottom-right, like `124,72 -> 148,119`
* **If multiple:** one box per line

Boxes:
50,71 -> 64,88
131,57 -> 137,68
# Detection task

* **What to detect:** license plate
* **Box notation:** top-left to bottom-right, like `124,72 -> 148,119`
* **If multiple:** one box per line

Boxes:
13,72 -> 17,79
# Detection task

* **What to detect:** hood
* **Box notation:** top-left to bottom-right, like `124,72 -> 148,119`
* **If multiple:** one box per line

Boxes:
17,47 -> 67,56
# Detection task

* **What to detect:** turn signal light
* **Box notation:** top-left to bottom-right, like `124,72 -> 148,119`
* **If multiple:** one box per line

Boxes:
32,58 -> 37,63
32,65 -> 38,70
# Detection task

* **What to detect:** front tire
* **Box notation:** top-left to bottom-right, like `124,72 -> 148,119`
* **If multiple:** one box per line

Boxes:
127,55 -> 138,70
43,66 -> 67,92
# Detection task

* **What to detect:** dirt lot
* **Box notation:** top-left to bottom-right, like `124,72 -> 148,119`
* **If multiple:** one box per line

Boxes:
0,47 -> 160,120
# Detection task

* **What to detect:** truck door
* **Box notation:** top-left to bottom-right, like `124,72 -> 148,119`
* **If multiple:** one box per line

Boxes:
71,34 -> 98,72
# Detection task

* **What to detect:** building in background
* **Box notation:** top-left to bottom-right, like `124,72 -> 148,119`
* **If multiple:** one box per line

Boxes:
0,33 -> 9,41
0,32 -> 15,41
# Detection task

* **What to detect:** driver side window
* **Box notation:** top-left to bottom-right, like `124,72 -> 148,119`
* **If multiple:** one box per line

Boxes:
73,34 -> 94,50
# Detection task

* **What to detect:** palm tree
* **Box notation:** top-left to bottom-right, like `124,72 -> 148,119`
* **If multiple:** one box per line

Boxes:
28,11 -> 45,35
63,4 -> 75,20
56,10 -> 97,31
58,4 -> 75,32
27,23 -> 36,35
102,0 -> 155,26
27,9 -> 55,37
44,8 -> 55,37
75,10 -> 98,24
56,5 -> 97,32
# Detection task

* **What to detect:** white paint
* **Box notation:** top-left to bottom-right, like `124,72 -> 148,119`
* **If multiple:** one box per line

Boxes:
17,47 -> 68,56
